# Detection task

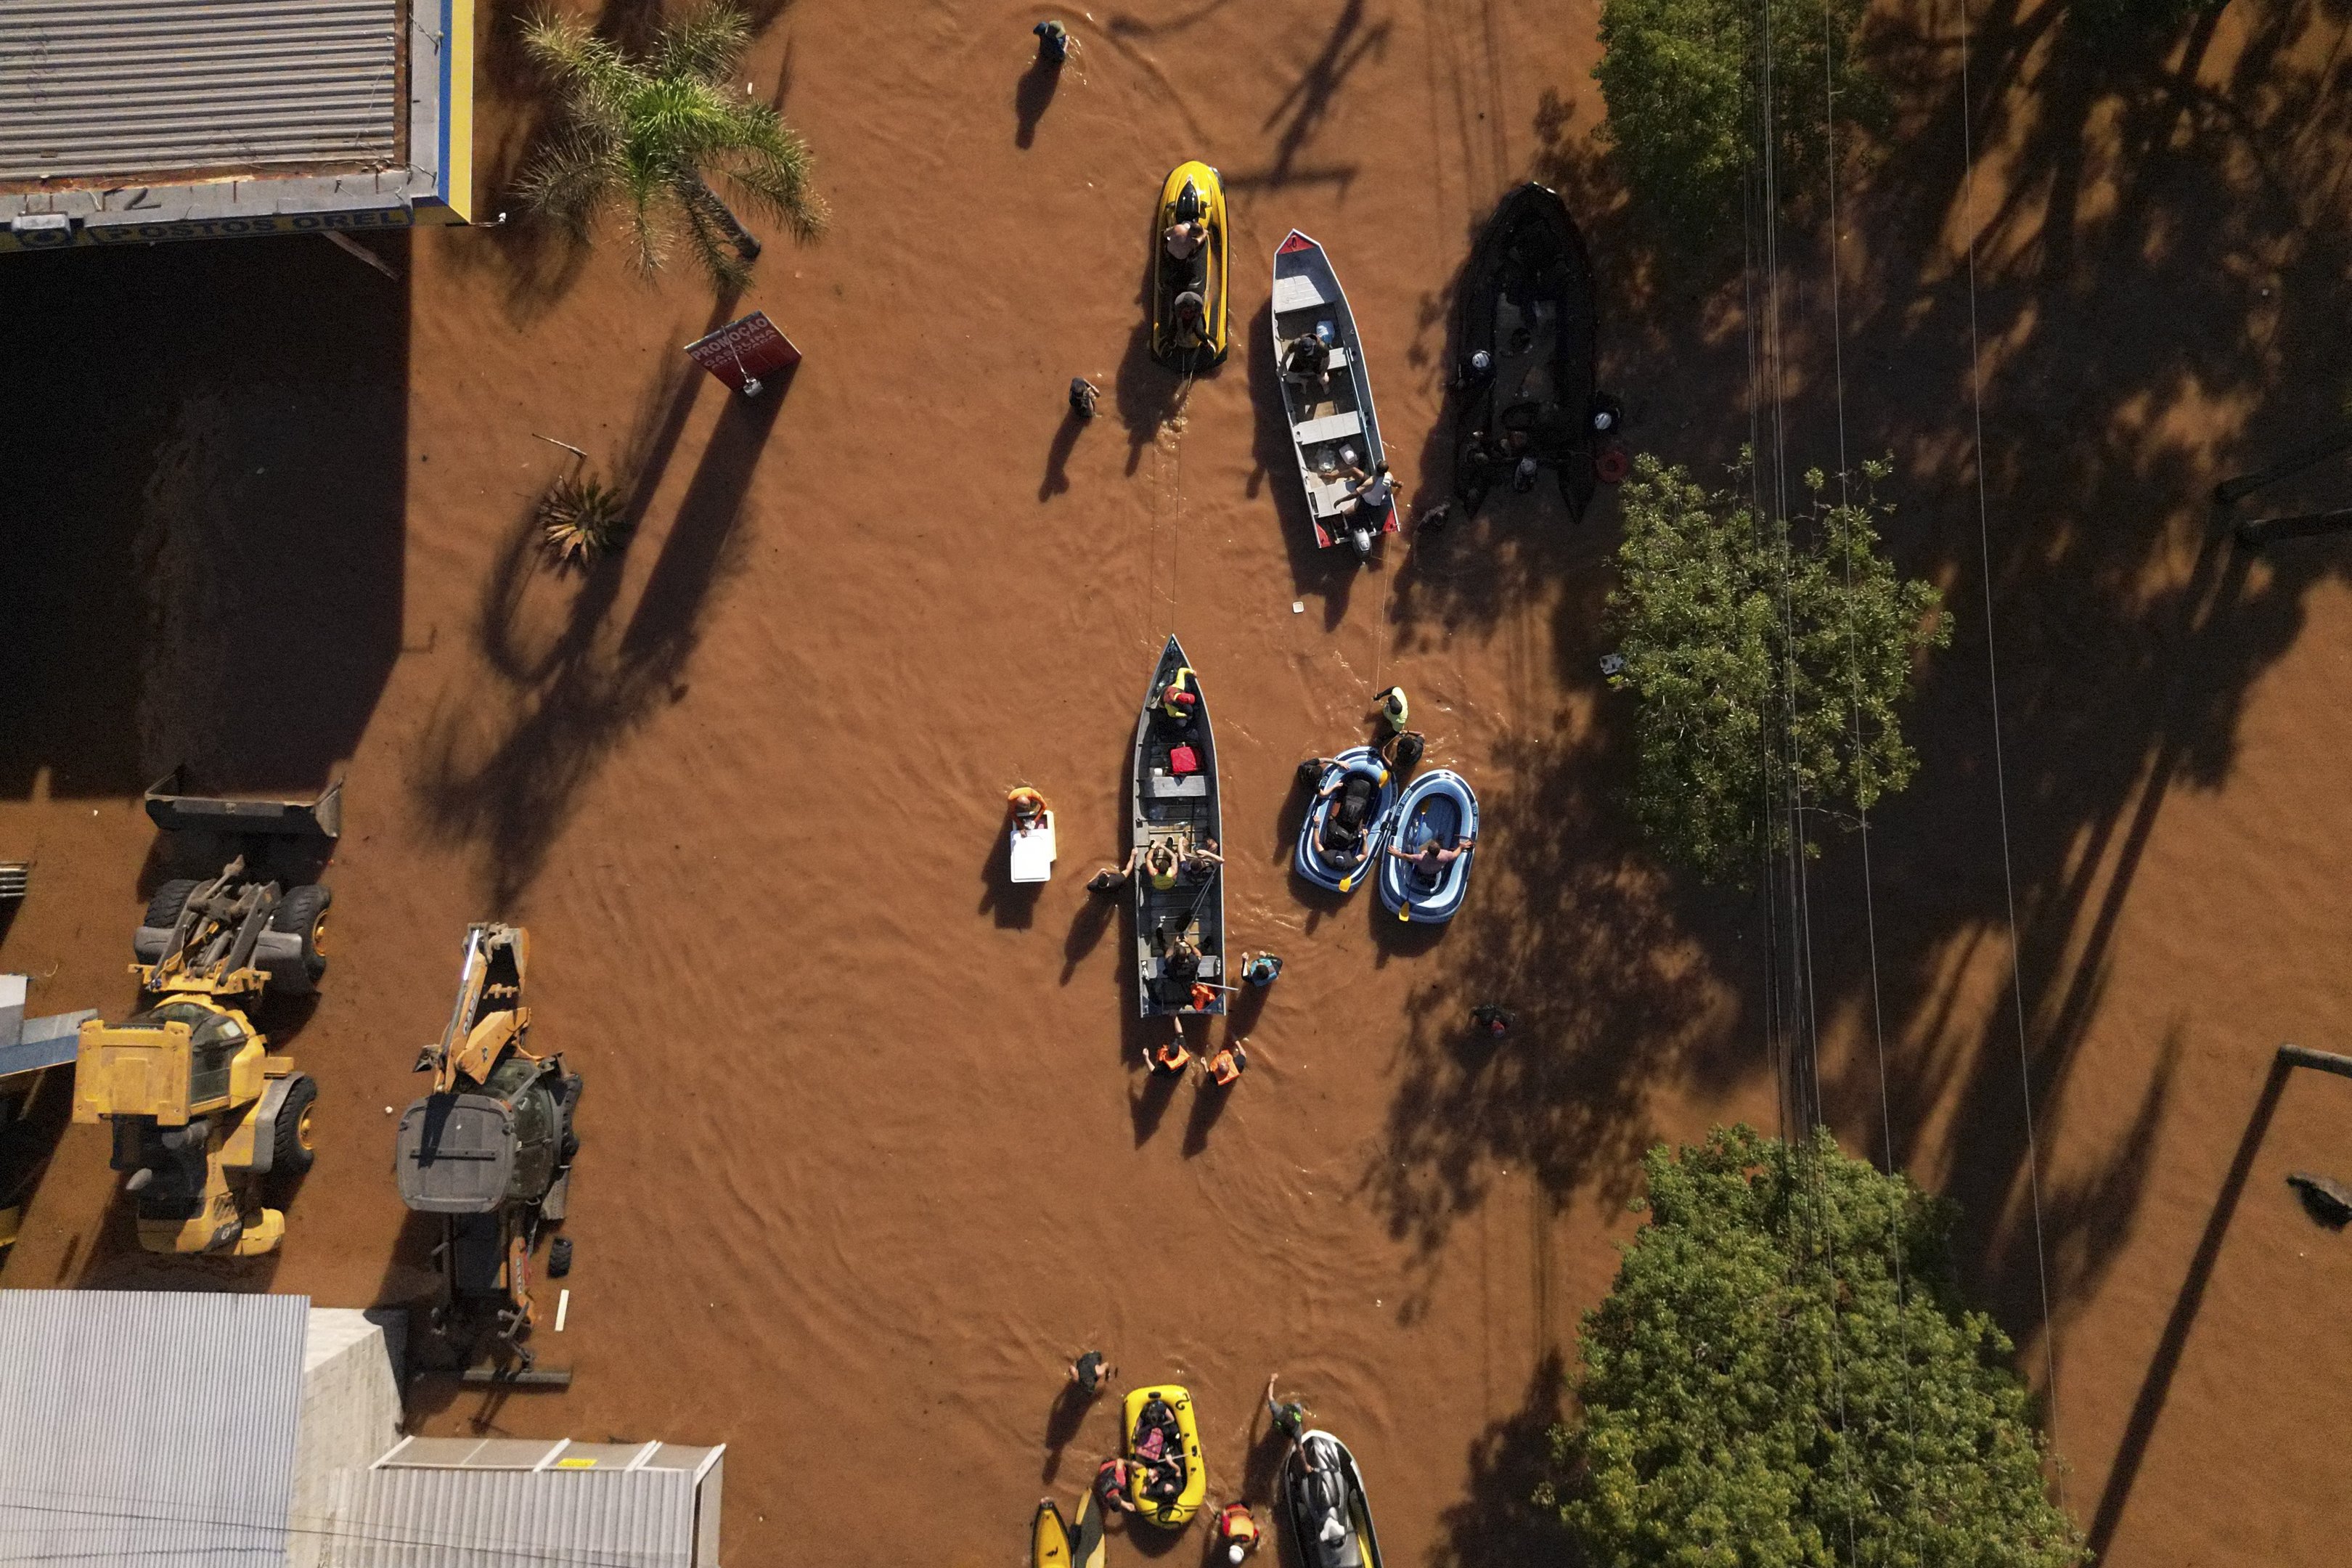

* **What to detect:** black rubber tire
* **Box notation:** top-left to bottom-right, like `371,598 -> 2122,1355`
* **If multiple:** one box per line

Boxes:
272,1075 -> 318,1177
270,884 -> 332,982
547,1236 -> 573,1278
143,878 -> 203,934
559,1074 -> 583,1159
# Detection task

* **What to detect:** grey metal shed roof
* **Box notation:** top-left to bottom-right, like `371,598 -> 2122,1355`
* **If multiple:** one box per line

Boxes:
327,1467 -> 701,1568
0,1289 -> 307,1568
0,0 -> 400,184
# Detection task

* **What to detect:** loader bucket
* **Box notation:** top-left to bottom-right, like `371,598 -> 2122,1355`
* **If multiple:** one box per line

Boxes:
143,769 -> 343,841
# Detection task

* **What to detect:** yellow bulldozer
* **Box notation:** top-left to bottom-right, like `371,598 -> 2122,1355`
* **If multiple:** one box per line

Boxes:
69,774 -> 338,1256
396,923 -> 581,1386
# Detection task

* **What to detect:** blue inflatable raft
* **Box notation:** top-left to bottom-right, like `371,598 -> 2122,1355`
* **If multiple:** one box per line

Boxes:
1378,769 -> 1478,923
1294,748 -> 1396,894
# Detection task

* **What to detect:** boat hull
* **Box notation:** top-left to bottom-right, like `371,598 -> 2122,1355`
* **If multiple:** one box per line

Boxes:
1451,182 -> 1599,519
1273,230 -> 1395,554
1131,636 -> 1225,1016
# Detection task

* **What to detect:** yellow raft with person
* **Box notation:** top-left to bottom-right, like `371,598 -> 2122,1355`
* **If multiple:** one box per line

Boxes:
1123,1383 -> 1208,1527
1150,161 -> 1229,373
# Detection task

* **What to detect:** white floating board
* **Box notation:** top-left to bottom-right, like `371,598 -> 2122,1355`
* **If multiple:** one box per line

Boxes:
1010,812 -> 1057,883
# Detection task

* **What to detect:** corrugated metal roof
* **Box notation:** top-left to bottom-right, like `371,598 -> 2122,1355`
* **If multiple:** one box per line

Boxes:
327,1467 -> 699,1568
0,1289 -> 307,1568
0,0 -> 399,183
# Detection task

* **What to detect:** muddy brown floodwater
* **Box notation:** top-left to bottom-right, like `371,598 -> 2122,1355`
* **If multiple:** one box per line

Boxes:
6,0 -> 2352,1564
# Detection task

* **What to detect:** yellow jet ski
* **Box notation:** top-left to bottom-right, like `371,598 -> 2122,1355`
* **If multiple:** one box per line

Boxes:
1151,161 -> 1230,373
1124,1383 -> 1208,1527
1033,1493 -> 1107,1568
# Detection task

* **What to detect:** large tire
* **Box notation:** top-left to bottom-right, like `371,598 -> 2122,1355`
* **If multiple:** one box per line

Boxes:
143,878 -> 202,934
269,884 -> 332,987
271,1074 -> 318,1177
559,1073 -> 583,1159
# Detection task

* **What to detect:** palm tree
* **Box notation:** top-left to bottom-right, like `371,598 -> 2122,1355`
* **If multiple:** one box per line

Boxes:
518,3 -> 825,287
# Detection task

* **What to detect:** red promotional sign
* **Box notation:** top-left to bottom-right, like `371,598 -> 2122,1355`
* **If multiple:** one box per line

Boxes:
684,311 -> 801,396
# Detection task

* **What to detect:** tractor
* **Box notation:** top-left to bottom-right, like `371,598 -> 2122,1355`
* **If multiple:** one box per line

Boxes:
69,774 -> 337,1256
396,923 -> 581,1386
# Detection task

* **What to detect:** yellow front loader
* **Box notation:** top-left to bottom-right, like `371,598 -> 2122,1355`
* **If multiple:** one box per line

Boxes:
70,777 -> 335,1256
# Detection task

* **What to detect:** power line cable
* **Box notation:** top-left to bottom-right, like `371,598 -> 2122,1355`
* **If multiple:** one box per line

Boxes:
1954,0 -> 2066,1500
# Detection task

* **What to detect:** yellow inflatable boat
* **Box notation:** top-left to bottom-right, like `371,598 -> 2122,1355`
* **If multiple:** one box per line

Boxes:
1123,1384 -> 1208,1527
1151,162 -> 1230,373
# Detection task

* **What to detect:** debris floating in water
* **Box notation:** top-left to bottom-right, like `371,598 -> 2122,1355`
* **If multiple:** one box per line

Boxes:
1292,601 -> 1305,614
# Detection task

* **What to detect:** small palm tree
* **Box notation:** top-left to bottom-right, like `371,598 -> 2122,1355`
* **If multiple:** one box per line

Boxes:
539,473 -> 632,565
518,4 -> 825,287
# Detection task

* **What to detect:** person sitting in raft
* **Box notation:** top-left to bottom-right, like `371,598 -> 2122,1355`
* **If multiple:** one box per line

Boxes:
1163,933 -> 1203,990
1172,290 -> 1209,349
1282,331 -> 1331,388
1391,833 -> 1474,883
1316,769 -> 1381,857
1165,217 -> 1206,260
1181,837 -> 1224,878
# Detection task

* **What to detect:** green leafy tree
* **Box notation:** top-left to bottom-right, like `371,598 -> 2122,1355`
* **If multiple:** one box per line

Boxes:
519,3 -> 825,287
1607,452 -> 1946,883
1545,1126 -> 2087,1568
1593,0 -> 1879,247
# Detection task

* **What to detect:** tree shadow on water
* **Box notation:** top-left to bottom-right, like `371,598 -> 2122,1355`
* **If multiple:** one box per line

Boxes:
1365,704 -> 1751,1318
1500,12 -> 2352,1533
413,315 -> 788,908
1429,1354 -> 1577,1568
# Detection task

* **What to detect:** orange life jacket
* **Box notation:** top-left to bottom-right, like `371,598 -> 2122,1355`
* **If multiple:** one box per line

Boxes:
1218,1503 -> 1259,1543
